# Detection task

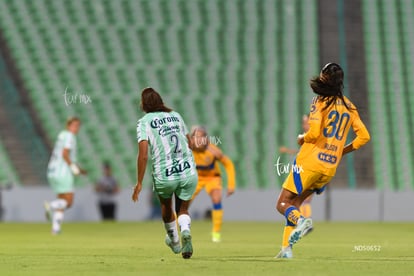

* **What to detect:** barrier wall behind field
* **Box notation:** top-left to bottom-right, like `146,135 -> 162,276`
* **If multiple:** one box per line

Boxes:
1,187 -> 413,222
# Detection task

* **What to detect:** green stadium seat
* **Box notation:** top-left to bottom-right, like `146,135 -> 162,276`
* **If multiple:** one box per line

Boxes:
0,0 -> 321,188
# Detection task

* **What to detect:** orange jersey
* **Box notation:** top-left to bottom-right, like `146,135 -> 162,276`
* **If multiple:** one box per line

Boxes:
296,96 -> 370,176
192,144 -> 236,189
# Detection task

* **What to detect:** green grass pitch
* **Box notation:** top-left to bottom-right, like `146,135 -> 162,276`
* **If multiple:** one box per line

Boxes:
1,221 -> 413,275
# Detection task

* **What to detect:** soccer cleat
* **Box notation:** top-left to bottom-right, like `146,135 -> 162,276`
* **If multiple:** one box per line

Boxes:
274,246 -> 293,259
303,226 -> 314,237
181,230 -> 193,259
165,235 -> 181,254
288,217 -> 313,246
43,201 -> 52,222
212,232 -> 221,243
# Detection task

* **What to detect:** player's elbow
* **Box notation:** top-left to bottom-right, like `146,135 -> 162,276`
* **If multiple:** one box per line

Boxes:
360,131 -> 371,145
353,134 -> 370,150
363,133 -> 371,144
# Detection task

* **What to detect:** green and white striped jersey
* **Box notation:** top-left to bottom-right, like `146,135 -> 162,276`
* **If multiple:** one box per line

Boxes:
47,130 -> 77,177
136,111 -> 196,181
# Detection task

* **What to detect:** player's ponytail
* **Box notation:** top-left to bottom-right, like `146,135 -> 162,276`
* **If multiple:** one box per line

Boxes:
309,63 -> 353,111
141,87 -> 173,113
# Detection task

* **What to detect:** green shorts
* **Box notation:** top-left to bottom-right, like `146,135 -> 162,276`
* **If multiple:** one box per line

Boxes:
153,174 -> 198,201
47,173 -> 74,194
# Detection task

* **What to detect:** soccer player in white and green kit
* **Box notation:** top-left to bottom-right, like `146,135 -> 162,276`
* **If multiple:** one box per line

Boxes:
44,117 -> 87,234
132,87 -> 198,259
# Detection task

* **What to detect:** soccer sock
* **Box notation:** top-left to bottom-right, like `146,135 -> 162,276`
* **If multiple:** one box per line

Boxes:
52,211 -> 64,233
284,206 -> 302,226
49,199 -> 68,211
282,225 -> 295,248
212,202 -> 223,233
178,214 -> 191,232
164,221 -> 179,243
300,203 -> 312,218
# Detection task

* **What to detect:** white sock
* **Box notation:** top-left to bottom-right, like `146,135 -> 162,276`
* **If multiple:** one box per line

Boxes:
49,199 -> 68,211
52,211 -> 64,233
178,214 -> 191,232
164,221 -> 179,243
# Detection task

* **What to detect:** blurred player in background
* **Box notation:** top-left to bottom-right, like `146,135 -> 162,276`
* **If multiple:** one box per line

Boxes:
275,63 -> 370,258
132,87 -> 197,259
95,161 -> 119,221
190,126 -> 236,242
44,117 -> 87,234
279,114 -> 314,228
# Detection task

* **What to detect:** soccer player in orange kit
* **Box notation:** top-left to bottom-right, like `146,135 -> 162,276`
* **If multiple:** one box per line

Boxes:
190,126 -> 236,242
275,63 -> 370,258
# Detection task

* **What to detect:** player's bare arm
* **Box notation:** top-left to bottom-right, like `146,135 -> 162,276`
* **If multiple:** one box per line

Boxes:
62,148 -> 87,175
186,134 -> 194,150
133,140 -> 148,202
279,146 -> 299,155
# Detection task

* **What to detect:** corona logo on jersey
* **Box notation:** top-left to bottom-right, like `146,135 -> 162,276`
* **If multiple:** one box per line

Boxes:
150,116 -> 180,129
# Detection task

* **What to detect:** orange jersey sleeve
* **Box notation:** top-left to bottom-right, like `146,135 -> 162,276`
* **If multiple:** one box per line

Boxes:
297,96 -> 370,176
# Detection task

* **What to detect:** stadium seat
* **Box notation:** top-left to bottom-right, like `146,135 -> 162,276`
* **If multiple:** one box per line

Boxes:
362,0 -> 414,190
0,0 -> 320,188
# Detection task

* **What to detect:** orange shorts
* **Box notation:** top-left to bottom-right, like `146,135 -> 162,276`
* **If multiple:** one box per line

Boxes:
192,176 -> 222,199
282,169 -> 333,195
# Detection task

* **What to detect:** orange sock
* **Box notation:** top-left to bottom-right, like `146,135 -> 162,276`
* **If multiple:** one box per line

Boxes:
282,225 -> 295,248
212,209 -> 223,233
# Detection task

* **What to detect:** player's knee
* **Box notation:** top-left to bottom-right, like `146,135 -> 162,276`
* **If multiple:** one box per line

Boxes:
276,199 -> 285,214
210,190 -> 222,204
276,198 -> 293,214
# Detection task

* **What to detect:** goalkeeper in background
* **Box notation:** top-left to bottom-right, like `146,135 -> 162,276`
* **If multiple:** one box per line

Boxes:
190,126 -> 236,242
44,117 -> 87,234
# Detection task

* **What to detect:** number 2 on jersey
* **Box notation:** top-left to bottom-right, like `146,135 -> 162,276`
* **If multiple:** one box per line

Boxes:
323,111 -> 350,140
170,134 -> 181,153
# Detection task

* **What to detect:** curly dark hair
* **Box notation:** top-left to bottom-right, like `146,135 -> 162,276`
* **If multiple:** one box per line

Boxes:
310,63 -> 352,110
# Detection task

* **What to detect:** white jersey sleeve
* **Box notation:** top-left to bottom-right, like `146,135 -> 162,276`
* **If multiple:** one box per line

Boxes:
63,132 -> 75,149
137,119 -> 148,143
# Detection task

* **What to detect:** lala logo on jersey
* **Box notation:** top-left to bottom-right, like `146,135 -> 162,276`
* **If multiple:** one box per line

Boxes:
166,159 -> 191,177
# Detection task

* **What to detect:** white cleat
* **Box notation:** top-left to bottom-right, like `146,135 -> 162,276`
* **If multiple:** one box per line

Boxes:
288,217 -> 313,246
275,246 -> 293,259
165,235 -> 181,254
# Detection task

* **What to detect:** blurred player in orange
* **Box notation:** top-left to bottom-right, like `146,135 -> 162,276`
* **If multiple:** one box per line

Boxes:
275,63 -> 370,258
279,114 -> 313,222
190,126 -> 236,242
